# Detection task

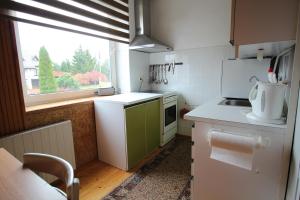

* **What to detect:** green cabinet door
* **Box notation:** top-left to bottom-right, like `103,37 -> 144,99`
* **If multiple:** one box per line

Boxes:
125,104 -> 146,169
145,99 -> 160,154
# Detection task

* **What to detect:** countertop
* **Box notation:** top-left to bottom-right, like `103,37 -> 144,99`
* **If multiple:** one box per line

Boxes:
184,98 -> 287,129
93,92 -> 163,105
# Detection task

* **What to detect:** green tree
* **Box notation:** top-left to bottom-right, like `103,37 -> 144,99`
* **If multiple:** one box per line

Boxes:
53,62 -> 61,71
99,60 -> 110,79
72,46 -> 96,74
61,59 -> 72,72
56,74 -> 80,90
38,46 -> 57,94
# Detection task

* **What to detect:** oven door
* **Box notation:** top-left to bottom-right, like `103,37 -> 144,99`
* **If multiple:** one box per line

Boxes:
164,100 -> 177,132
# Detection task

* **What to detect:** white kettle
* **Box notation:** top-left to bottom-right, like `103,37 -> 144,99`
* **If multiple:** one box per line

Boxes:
248,81 -> 286,121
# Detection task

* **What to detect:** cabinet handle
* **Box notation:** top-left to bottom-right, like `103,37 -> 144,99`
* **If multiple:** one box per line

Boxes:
191,141 -> 195,146
192,124 -> 195,128
191,158 -> 194,163
229,40 -> 234,45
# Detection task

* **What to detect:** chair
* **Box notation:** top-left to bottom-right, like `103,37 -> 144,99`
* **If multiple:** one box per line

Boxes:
23,153 -> 80,200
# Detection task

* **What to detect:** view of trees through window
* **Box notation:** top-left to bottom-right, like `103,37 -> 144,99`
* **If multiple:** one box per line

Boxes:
17,22 -> 112,95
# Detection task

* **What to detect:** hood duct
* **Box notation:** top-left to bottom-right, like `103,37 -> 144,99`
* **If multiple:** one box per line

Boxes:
129,0 -> 172,53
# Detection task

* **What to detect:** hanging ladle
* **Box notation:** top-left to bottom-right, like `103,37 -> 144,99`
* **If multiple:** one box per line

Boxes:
155,65 -> 160,84
163,64 -> 168,85
160,64 -> 164,83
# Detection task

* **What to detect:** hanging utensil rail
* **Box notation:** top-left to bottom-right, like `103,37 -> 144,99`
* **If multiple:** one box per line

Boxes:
149,62 -> 183,67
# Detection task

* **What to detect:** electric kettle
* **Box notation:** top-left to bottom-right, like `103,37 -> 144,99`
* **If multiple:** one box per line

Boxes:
248,81 -> 286,122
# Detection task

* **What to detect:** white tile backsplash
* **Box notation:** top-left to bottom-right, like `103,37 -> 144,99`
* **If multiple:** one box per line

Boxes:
150,45 -> 235,135
129,51 -> 151,92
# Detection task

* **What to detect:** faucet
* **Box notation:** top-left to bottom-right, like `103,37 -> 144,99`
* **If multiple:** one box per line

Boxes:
249,75 -> 259,83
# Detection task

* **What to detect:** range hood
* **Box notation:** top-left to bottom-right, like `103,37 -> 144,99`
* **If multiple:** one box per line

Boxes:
129,0 -> 172,53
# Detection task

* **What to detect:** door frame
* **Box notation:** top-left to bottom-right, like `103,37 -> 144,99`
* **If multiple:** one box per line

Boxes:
285,2 -> 300,199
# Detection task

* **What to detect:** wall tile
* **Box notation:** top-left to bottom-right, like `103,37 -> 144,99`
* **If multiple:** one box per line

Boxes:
150,45 -> 235,136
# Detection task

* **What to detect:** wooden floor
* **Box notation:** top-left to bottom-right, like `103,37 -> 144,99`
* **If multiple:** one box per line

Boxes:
55,136 -> 190,199
75,161 -> 132,200
69,148 -> 161,200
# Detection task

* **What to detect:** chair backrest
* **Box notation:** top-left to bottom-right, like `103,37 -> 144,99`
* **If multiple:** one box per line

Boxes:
23,153 -> 79,200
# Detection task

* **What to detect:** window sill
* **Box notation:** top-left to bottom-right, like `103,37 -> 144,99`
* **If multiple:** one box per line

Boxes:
25,96 -> 101,113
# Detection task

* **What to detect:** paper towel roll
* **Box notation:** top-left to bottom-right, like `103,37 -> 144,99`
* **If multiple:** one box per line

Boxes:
210,131 -> 257,154
208,130 -> 260,170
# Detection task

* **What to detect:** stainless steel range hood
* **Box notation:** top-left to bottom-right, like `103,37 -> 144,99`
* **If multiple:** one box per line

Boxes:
129,0 -> 172,53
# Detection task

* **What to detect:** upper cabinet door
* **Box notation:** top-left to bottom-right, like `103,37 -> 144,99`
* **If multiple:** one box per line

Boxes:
231,0 -> 299,46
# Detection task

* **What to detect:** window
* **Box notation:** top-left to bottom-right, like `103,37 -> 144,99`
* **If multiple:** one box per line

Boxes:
15,21 -> 116,106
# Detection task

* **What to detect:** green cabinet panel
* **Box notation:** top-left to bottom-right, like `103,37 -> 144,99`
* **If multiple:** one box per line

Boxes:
125,104 -> 146,169
125,99 -> 161,169
145,100 -> 160,154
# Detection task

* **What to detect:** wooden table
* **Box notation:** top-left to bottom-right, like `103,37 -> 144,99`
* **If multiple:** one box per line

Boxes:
0,148 -> 66,200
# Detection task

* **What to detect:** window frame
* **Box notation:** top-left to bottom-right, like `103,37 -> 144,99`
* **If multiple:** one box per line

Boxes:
14,22 -> 117,107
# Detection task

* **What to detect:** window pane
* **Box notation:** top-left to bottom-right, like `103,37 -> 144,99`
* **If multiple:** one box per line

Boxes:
16,22 -> 112,95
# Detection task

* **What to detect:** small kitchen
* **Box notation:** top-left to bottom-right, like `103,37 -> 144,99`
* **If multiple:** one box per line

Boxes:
90,0 -> 300,199
0,0 -> 300,200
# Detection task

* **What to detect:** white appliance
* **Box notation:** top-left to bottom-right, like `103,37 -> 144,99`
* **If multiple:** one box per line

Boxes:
162,93 -> 177,146
221,59 -> 270,99
144,90 -> 178,146
247,81 -> 287,124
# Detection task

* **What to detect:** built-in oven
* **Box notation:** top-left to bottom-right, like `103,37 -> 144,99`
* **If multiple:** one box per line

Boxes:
162,95 -> 177,145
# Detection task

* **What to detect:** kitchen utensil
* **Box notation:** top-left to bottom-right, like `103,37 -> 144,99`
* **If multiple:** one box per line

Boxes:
247,81 -> 287,124
160,65 -> 165,83
163,64 -> 168,84
152,65 -> 156,83
172,60 -> 175,74
169,62 -> 173,74
158,65 -> 162,84
155,65 -> 160,84
151,65 -> 155,83
161,65 -> 164,83
270,47 -> 293,83
149,65 -> 153,83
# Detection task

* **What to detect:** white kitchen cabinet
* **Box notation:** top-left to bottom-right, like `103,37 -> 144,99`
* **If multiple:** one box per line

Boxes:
191,121 -> 285,200
94,98 -> 161,171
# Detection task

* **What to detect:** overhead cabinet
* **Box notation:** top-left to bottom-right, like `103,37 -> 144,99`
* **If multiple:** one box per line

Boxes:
95,98 -> 160,170
230,0 -> 299,46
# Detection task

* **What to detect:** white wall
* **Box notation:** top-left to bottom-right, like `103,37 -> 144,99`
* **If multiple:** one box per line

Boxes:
129,51 -> 151,92
146,0 -> 234,135
150,46 -> 234,135
286,3 -> 300,198
114,0 -> 151,93
127,0 -> 233,95
150,0 -> 232,50
127,0 -> 151,92
115,45 -> 151,93
287,89 -> 300,200
115,43 -> 131,93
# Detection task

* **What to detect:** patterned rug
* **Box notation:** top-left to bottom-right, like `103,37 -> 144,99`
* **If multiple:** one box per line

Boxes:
103,137 -> 191,200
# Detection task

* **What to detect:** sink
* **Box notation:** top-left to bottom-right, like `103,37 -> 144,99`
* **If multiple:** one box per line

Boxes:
218,99 -> 251,107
